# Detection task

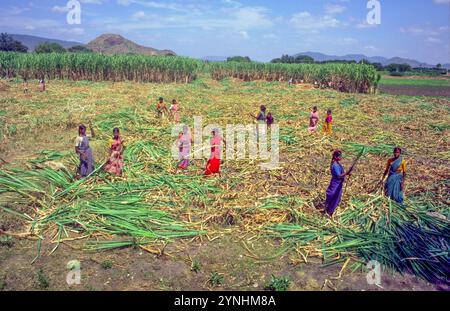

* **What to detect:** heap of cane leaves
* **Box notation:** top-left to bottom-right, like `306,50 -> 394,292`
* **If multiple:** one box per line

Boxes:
267,194 -> 449,285
0,139 -> 221,255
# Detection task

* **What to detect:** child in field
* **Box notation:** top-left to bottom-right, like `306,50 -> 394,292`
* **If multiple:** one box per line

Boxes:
308,106 -> 319,132
156,97 -> 168,119
323,109 -> 333,135
39,78 -> 46,92
170,99 -> 180,123
23,78 -> 28,94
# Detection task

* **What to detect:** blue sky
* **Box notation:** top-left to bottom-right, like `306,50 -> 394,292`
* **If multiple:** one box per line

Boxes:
0,0 -> 449,64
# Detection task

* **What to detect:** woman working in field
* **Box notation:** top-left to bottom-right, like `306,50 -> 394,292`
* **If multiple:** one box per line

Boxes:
308,106 -> 319,132
205,129 -> 226,176
156,97 -> 168,119
39,78 -> 46,92
75,123 -> 95,178
381,147 -> 406,204
250,105 -> 267,124
324,150 -> 353,217
322,109 -> 333,135
177,125 -> 193,170
104,128 -> 125,176
170,99 -> 180,123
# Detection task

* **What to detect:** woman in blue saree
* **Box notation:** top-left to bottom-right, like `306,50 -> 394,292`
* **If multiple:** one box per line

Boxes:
325,150 -> 353,216
75,124 -> 95,178
382,147 -> 406,204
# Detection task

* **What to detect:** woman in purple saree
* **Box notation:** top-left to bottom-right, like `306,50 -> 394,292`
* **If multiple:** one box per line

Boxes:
325,150 -> 353,216
75,124 -> 95,178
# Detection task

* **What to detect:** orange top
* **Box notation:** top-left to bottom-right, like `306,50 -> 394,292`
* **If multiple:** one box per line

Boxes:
386,158 -> 406,174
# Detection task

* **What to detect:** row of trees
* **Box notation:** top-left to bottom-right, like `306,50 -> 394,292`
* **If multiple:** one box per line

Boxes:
270,54 -> 450,74
0,33 -> 28,53
34,42 -> 93,53
271,54 -> 314,64
0,33 -> 92,54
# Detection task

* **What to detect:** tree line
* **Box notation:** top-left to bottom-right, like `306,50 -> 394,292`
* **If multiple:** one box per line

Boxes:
0,33 -> 92,54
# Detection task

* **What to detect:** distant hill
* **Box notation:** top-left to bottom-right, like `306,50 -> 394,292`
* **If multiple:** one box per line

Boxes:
10,34 -> 83,51
293,51 -> 435,68
87,34 -> 176,56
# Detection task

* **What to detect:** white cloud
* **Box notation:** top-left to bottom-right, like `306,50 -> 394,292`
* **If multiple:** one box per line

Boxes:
80,0 -> 105,3
132,11 -> 146,19
263,33 -> 277,39
356,20 -> 377,29
239,30 -> 249,39
51,5 -> 69,13
290,12 -> 340,31
341,37 -> 358,44
426,37 -> 442,43
325,4 -> 346,15
107,4 -> 273,32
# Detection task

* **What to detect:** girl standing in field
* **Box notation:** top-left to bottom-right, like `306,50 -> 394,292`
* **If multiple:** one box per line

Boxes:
308,106 -> 319,132
382,147 -> 406,204
177,125 -> 192,170
170,99 -> 180,123
322,109 -> 333,135
324,150 -> 353,217
23,78 -> 29,94
156,97 -> 168,119
104,128 -> 125,176
39,78 -> 46,92
75,123 -> 95,178
205,129 -> 226,176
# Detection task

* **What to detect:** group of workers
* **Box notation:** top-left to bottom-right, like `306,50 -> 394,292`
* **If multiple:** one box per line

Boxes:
74,97 -> 406,218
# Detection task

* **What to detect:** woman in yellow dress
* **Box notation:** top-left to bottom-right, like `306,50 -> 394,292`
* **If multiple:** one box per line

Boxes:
322,109 -> 333,135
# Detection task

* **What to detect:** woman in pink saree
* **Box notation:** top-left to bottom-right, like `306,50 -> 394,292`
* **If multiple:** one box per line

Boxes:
104,128 -> 125,176
177,125 -> 192,170
308,106 -> 319,132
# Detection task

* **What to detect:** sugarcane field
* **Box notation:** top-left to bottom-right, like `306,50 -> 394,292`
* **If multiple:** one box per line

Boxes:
0,1 -> 449,299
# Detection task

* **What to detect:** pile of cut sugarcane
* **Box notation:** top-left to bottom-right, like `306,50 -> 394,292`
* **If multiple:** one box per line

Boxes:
267,194 -> 449,285
0,138 -> 220,257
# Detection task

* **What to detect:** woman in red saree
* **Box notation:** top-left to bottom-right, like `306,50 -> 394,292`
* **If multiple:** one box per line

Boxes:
205,129 -> 225,176
104,128 -> 125,176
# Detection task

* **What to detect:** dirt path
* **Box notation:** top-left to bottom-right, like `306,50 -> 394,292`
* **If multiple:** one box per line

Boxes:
0,235 -> 441,291
379,85 -> 450,97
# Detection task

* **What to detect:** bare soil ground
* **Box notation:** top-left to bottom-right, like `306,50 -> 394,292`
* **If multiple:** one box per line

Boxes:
1,78 -> 449,291
379,85 -> 450,97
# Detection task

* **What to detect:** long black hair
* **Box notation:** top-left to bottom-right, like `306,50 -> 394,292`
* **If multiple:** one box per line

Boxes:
78,124 -> 86,135
331,150 -> 342,167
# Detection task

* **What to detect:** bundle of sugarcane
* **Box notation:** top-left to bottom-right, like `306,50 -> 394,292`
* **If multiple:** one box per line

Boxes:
267,194 -> 449,285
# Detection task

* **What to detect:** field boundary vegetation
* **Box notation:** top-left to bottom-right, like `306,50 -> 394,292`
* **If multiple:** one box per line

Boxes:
0,52 -> 380,93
